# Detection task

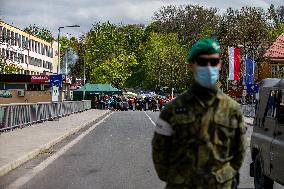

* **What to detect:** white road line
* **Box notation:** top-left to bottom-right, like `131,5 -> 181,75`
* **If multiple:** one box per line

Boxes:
144,111 -> 156,127
6,113 -> 113,189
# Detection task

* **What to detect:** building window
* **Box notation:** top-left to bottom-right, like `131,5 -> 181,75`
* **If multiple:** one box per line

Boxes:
1,27 -> 4,43
5,83 -> 25,90
31,40 -> 34,52
12,51 -> 15,61
26,37 -> 29,50
1,48 -> 4,57
7,30 -> 10,45
22,35 -> 25,49
51,48 -> 53,58
45,45 -> 47,56
15,33 -> 18,46
37,42 -> 40,54
11,31 -> 14,46
0,26 -> 2,43
15,52 -> 18,62
35,41 -> 37,53
6,49 -> 9,59
266,90 -> 279,118
279,65 -> 284,78
19,34 -> 22,48
271,65 -> 284,78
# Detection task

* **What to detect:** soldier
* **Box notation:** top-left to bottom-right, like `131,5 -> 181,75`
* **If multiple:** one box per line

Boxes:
152,38 -> 246,189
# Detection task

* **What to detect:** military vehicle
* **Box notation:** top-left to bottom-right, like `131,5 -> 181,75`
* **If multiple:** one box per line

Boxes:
250,78 -> 284,189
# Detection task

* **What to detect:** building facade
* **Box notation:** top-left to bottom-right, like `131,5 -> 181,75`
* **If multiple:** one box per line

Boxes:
258,33 -> 284,80
0,21 -> 59,75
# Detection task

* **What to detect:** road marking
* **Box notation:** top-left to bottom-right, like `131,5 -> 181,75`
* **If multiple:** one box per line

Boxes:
6,113 -> 113,189
144,111 -> 156,127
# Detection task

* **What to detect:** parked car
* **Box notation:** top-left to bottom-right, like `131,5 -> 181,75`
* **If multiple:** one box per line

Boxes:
250,78 -> 284,189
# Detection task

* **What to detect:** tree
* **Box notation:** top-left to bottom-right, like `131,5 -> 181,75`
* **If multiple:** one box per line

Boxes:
83,22 -> 140,88
153,5 -> 220,46
23,24 -> 54,42
0,55 -> 20,74
140,32 -> 191,92
216,6 -> 273,88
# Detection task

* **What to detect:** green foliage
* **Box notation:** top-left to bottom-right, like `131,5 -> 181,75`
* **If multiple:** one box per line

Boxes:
0,56 -> 20,74
23,24 -> 54,42
90,53 -> 138,88
61,4 -> 284,93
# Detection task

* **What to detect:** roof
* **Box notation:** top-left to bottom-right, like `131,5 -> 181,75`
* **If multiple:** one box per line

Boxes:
275,79 -> 284,88
260,78 -> 281,88
74,83 -> 121,93
264,33 -> 284,59
0,21 -> 54,46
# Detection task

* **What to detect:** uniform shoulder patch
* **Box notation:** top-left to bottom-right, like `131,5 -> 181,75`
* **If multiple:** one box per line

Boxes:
155,117 -> 174,136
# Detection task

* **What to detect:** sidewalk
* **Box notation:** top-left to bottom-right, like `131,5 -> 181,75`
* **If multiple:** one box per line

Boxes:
0,109 -> 108,177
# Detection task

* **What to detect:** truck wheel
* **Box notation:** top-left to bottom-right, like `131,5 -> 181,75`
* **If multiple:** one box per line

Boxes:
254,154 -> 274,189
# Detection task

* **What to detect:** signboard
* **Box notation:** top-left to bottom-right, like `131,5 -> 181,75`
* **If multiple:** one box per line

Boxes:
50,74 -> 63,102
52,86 -> 59,102
246,84 -> 259,94
50,74 -> 63,89
65,76 -> 72,85
31,75 -> 50,83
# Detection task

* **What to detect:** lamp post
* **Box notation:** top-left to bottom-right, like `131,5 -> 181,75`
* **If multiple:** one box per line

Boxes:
57,25 -> 80,102
57,25 -> 80,74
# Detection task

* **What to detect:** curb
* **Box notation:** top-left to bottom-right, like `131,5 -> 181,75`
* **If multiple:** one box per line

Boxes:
0,111 -> 108,177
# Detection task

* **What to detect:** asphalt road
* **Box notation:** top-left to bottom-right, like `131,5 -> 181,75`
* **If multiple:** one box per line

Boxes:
6,111 -> 284,189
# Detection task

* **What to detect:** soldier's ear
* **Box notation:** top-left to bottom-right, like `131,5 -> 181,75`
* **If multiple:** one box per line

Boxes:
188,62 -> 195,72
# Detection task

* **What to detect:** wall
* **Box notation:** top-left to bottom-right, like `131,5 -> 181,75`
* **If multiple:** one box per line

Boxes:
0,90 -> 52,104
257,61 -> 271,81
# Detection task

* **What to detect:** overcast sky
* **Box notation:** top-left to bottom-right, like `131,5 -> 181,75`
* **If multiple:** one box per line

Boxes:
0,0 -> 283,38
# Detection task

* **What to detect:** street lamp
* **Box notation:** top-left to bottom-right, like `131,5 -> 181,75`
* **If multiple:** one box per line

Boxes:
57,25 -> 80,74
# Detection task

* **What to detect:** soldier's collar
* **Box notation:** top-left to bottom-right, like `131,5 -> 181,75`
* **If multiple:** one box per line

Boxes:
187,83 -> 223,108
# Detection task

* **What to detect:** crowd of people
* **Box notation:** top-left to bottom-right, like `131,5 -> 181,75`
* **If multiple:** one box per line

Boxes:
92,94 -> 172,111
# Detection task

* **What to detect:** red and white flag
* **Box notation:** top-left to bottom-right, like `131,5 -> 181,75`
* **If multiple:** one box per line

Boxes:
228,47 -> 241,80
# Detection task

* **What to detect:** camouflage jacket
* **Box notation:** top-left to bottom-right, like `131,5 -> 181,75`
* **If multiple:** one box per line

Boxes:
152,83 -> 246,186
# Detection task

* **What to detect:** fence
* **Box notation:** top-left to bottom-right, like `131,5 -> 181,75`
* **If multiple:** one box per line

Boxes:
0,100 -> 91,131
241,104 -> 256,118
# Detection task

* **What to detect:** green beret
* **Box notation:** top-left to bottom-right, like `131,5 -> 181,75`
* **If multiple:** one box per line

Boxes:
186,38 -> 220,62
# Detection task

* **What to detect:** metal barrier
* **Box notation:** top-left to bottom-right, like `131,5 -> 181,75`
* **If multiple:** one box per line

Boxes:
0,100 -> 91,131
241,104 -> 256,118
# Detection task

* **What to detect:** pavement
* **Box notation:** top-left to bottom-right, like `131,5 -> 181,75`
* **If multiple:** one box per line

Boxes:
0,109 -> 108,177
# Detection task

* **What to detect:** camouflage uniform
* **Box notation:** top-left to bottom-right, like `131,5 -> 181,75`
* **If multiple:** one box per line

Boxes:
152,83 -> 246,189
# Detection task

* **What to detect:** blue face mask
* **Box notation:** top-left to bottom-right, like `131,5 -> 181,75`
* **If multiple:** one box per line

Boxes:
194,66 -> 220,89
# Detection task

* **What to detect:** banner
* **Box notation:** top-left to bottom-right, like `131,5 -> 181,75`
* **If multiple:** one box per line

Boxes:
228,47 -> 241,80
245,56 -> 256,85
31,75 -> 50,83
